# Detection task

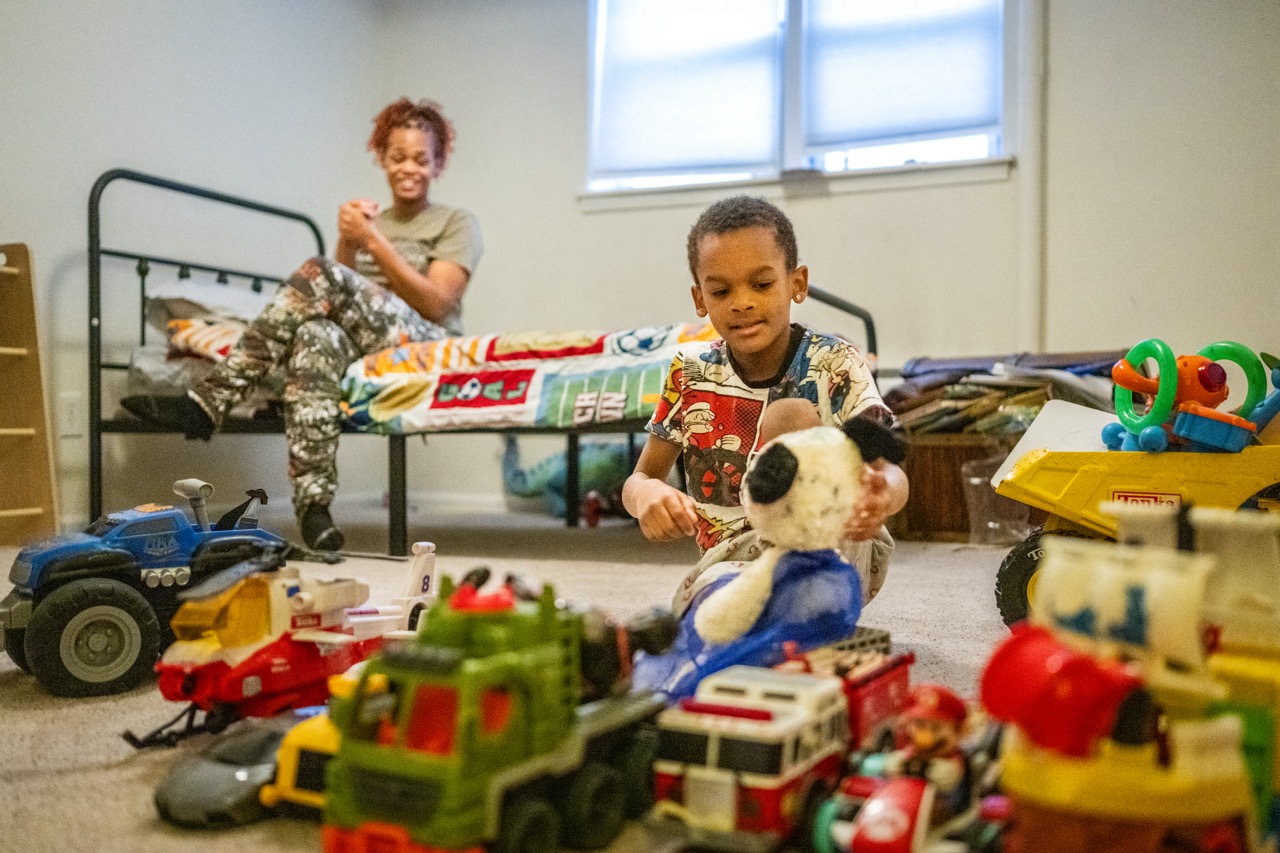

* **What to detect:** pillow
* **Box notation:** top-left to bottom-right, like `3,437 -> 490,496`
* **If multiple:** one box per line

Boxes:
166,318 -> 246,361
146,277 -> 274,328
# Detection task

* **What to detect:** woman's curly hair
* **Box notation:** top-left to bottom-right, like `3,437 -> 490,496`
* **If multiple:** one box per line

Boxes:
368,98 -> 456,175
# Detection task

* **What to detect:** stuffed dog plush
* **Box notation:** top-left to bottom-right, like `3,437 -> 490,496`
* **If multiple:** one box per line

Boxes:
632,417 -> 905,700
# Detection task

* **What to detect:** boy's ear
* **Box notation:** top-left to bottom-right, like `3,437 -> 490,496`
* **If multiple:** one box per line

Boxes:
690,284 -> 707,318
791,265 -> 809,304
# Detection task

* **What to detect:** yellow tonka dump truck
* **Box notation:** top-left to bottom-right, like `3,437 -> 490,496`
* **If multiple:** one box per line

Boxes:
991,394 -> 1280,625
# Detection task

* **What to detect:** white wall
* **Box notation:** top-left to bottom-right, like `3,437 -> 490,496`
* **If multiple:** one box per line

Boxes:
378,0 -> 1025,365
1044,0 -> 1280,358
0,0 -> 383,523
4,0 -> 1278,533
376,0 -> 1024,513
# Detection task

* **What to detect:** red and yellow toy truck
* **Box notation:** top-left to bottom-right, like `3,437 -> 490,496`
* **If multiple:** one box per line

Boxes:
982,503 -> 1280,851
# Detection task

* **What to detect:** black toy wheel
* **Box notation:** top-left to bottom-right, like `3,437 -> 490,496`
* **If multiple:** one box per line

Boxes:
25,578 -> 161,696
995,527 -> 1100,626
4,627 -> 30,672
611,725 -> 659,818
558,761 -> 627,850
994,527 -> 1045,626
1241,482 -> 1280,512
796,779 -> 832,853
496,795 -> 561,853
406,602 -> 426,632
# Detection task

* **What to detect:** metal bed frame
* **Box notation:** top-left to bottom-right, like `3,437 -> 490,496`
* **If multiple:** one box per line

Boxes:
87,168 -> 877,557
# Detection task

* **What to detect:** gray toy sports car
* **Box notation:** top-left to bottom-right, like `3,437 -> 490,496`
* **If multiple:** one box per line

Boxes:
154,711 -> 314,827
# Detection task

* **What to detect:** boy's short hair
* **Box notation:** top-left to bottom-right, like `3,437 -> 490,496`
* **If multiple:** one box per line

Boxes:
686,195 -> 799,281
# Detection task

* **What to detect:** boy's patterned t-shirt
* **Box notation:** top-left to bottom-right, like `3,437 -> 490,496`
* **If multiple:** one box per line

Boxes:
646,325 -> 890,553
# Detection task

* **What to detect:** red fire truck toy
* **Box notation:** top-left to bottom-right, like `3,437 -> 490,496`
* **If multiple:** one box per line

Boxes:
650,644 -> 915,851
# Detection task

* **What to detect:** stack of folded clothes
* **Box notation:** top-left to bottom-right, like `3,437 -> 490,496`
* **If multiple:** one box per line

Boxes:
884,350 -> 1126,436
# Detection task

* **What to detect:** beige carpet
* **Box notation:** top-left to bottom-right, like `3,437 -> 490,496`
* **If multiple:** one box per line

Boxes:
0,510 -> 1010,853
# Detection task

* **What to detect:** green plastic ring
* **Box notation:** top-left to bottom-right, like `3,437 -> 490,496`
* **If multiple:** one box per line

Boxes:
1197,341 -> 1267,421
812,798 -> 838,853
1114,338 -> 1177,433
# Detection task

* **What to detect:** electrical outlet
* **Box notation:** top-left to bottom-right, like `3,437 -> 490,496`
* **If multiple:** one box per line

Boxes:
58,391 -> 84,439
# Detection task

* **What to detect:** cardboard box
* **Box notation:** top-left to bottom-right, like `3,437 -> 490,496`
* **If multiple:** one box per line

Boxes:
891,433 -> 1023,542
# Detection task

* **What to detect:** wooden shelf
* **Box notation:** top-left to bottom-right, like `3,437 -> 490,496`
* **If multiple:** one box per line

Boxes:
0,507 -> 44,519
0,242 -> 58,543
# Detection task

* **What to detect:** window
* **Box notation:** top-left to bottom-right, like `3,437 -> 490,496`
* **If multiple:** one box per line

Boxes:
121,516 -> 178,537
717,736 -> 784,775
405,684 -> 460,755
656,728 -> 710,764
588,0 -> 1005,192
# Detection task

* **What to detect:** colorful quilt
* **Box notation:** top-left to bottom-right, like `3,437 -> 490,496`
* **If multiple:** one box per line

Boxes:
340,322 -> 718,434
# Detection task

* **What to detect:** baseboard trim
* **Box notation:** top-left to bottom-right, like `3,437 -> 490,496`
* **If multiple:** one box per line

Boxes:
334,490 -> 511,517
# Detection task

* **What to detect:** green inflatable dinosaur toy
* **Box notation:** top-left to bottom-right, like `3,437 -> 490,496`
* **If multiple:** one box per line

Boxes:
502,434 -> 632,520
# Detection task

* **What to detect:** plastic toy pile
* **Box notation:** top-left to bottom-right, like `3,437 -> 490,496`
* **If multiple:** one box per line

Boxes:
981,502 -> 1280,852
991,338 -> 1280,625
21,336 -> 1280,853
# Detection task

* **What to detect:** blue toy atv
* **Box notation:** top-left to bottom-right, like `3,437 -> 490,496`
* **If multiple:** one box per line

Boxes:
0,479 -> 286,697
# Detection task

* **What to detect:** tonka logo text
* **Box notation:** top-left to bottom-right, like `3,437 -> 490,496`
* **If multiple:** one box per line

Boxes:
1111,490 -> 1182,508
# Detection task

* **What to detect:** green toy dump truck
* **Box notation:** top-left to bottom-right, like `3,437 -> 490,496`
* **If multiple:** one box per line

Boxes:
321,576 -> 665,853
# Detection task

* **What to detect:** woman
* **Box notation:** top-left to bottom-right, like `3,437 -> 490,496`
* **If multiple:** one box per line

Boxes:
128,98 -> 483,551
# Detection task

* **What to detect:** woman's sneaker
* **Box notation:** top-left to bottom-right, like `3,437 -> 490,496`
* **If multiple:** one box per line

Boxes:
121,393 -> 216,441
300,503 -> 344,552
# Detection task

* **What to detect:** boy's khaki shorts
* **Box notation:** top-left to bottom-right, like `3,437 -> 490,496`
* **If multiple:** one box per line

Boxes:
671,525 -> 895,619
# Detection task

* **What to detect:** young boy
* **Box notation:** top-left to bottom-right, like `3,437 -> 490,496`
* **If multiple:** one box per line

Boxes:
622,195 -> 908,614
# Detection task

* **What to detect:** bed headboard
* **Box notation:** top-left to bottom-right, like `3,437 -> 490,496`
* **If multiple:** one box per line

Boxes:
807,285 -> 878,366
86,168 -> 325,522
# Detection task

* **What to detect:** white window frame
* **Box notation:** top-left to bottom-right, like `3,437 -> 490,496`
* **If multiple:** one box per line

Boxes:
583,0 -> 1019,210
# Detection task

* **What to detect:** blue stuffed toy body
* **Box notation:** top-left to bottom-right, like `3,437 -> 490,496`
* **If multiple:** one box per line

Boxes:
632,547 -> 861,700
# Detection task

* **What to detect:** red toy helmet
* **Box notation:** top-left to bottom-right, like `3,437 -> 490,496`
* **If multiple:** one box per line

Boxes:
904,683 -> 967,726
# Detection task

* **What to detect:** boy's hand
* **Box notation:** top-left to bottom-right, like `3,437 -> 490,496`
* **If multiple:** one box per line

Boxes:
632,478 -> 698,542
845,460 -> 893,541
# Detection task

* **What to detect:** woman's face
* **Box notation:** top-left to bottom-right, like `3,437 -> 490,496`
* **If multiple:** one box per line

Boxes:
380,126 -> 438,207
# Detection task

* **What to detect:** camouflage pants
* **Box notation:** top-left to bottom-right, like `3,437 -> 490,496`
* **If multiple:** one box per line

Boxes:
193,257 -> 446,513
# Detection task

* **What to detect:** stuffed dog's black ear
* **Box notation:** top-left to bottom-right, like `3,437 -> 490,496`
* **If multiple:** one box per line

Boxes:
842,417 -> 907,465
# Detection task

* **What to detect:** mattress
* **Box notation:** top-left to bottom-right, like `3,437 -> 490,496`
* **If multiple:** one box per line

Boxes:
341,322 -> 718,433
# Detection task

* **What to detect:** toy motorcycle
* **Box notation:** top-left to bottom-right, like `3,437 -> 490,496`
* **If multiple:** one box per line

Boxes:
813,723 -> 1005,853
